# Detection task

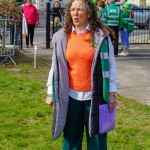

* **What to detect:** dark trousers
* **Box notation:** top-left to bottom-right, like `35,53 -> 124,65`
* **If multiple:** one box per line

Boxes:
26,24 -> 35,46
63,97 -> 107,150
108,26 -> 119,56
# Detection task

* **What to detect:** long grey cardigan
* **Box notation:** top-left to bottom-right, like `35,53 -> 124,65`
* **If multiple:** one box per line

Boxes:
51,28 -> 109,140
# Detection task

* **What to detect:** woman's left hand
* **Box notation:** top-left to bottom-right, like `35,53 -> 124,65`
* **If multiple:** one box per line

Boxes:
109,92 -> 117,112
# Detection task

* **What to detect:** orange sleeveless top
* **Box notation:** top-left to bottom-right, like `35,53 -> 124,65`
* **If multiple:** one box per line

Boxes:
66,31 -> 94,91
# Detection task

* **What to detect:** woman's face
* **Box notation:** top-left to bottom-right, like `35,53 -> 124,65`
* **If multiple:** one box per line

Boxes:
54,17 -> 60,25
54,2 -> 60,8
26,0 -> 32,5
70,0 -> 89,30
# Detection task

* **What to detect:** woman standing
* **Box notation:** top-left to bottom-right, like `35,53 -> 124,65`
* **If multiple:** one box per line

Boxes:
22,0 -> 39,48
119,2 -> 134,56
53,17 -> 62,33
53,1 -> 62,22
46,0 -> 119,149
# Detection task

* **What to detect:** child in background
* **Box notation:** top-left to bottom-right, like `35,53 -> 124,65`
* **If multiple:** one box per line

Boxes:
54,17 -> 62,33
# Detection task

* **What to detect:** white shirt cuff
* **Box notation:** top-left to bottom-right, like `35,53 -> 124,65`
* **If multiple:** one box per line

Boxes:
47,85 -> 52,95
109,85 -> 117,92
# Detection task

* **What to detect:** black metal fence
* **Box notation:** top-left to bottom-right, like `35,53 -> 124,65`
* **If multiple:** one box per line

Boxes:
45,3 -> 150,47
124,7 -> 150,44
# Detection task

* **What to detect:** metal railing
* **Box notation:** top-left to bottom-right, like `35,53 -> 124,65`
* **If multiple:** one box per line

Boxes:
45,3 -> 150,45
0,19 -> 21,65
123,7 -> 150,44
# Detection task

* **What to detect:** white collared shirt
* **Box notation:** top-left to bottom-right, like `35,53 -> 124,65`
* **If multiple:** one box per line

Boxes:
47,25 -> 119,101
72,24 -> 90,34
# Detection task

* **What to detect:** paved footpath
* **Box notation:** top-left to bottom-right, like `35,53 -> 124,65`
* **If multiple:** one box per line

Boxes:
116,46 -> 150,106
21,44 -> 150,106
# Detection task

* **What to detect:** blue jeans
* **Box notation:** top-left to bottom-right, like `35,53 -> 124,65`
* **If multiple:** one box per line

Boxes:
120,29 -> 130,48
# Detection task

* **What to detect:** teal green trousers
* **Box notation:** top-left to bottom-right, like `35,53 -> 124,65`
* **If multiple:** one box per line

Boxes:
63,97 -> 107,150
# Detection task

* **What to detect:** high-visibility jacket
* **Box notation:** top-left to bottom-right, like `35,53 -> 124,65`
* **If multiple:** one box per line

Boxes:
106,3 -> 120,26
119,10 -> 134,32
99,7 -> 107,24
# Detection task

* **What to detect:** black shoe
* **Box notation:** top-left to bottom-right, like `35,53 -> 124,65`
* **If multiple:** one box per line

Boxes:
31,43 -> 33,47
26,45 -> 29,48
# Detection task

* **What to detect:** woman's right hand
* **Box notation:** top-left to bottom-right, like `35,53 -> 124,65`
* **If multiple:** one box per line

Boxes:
46,96 -> 54,109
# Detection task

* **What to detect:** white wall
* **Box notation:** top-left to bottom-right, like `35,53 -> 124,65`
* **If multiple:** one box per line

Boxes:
128,0 -> 149,6
33,0 -> 68,10
34,0 -> 51,9
33,0 -> 149,9
146,0 -> 150,6
128,0 -> 140,6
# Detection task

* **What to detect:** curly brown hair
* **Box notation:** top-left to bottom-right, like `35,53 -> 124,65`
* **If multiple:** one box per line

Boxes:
64,0 -> 115,38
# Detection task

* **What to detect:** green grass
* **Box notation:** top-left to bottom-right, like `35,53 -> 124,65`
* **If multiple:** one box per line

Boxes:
0,56 -> 150,150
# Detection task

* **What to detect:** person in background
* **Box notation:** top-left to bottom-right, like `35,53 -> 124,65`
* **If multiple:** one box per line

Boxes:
53,16 -> 62,33
46,0 -> 119,149
97,0 -> 107,24
118,2 -> 134,56
53,1 -> 62,22
22,0 -> 39,48
106,0 -> 121,56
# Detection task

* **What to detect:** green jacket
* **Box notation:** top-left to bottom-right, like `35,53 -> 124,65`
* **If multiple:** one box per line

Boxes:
54,24 -> 61,33
106,3 -> 120,26
99,7 -> 107,24
119,10 -> 134,32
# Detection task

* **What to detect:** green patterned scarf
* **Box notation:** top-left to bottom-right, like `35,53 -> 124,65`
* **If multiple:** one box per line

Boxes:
100,38 -> 110,103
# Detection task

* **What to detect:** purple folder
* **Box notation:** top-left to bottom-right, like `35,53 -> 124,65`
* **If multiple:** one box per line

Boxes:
99,104 -> 116,134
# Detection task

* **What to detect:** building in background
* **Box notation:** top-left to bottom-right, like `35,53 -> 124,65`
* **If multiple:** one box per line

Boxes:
32,0 -> 68,9
31,0 -> 149,9
127,0 -> 149,6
